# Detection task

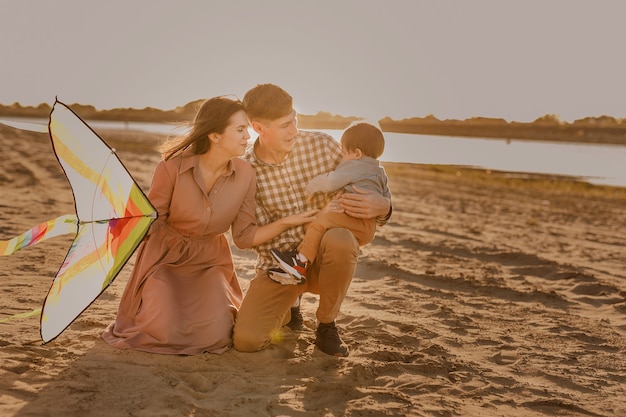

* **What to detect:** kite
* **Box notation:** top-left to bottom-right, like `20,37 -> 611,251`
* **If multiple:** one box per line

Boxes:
0,100 -> 157,343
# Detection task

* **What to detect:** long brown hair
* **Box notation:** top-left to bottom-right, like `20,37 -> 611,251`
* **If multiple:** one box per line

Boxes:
160,96 -> 244,160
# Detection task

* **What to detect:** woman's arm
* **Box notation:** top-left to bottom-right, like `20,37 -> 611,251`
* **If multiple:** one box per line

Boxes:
250,210 -> 318,247
146,160 -> 174,219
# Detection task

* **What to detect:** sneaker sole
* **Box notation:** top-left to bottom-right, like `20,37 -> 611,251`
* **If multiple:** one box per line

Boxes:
271,252 -> 305,281
268,269 -> 303,285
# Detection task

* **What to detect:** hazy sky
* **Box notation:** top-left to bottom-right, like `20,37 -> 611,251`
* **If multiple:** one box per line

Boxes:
2,0 -> 625,122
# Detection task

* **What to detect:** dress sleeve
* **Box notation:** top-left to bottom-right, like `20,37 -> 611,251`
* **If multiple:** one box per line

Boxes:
147,160 -> 174,221
231,167 -> 258,249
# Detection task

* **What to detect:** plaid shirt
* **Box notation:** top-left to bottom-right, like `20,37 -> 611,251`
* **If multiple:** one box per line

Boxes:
244,130 -> 343,270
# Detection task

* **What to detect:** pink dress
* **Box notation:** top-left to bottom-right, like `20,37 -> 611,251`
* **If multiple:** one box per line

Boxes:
102,153 -> 257,354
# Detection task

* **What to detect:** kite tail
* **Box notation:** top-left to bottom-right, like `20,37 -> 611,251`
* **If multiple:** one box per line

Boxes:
0,308 -> 42,323
0,214 -> 77,256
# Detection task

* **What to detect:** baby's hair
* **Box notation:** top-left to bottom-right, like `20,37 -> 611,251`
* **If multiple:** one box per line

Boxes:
340,122 -> 385,158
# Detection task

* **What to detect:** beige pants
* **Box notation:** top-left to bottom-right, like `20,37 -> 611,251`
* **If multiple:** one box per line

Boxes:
233,228 -> 359,352
298,212 -> 376,262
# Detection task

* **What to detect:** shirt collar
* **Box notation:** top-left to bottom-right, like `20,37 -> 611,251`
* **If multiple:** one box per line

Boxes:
245,138 -> 267,166
245,137 -> 290,167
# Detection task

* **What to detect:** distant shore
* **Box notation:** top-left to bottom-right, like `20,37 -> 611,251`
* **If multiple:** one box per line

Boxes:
3,102 -> 626,146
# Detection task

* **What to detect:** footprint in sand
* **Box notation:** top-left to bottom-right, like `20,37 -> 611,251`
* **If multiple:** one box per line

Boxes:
175,371 -> 218,395
492,346 -> 519,365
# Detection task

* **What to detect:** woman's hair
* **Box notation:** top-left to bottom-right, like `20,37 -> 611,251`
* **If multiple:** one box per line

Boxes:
242,83 -> 293,122
160,96 -> 243,160
340,122 -> 385,158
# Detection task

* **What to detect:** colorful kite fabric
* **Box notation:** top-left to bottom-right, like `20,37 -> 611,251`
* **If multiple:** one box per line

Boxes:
1,214 -> 77,256
1,100 -> 157,343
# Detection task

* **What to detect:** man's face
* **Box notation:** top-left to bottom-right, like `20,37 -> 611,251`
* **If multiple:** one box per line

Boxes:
254,110 -> 298,154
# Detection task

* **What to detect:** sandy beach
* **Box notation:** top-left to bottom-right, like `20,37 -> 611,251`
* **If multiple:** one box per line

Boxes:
1,122 -> 625,417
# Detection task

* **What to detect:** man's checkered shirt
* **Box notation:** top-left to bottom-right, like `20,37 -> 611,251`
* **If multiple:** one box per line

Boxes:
243,130 -> 343,270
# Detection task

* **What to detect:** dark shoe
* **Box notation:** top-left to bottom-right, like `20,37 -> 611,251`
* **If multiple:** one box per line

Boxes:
287,295 -> 304,331
270,249 -> 308,281
287,306 -> 304,331
315,321 -> 349,357
267,267 -> 304,286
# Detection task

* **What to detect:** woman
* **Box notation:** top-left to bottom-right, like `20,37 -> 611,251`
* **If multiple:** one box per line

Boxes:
102,96 -> 316,355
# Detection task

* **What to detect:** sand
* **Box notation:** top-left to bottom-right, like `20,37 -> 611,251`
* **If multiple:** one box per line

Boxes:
1,123 -> 625,417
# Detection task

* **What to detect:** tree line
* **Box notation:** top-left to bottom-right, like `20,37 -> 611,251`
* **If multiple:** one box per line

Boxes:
2,102 -> 625,145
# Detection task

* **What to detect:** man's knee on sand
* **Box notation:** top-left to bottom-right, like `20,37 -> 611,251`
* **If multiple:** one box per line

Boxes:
233,306 -> 292,352
233,319 -> 294,352
232,326 -> 271,352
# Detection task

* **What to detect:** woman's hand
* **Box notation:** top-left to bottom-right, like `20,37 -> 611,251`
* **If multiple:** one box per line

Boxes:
280,209 -> 319,227
338,186 -> 390,219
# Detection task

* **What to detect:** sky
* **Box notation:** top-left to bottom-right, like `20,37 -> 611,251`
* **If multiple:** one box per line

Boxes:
1,0 -> 626,123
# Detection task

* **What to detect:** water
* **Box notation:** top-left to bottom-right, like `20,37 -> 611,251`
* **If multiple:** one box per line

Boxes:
382,134 -> 625,188
319,130 -> 626,188
3,118 -> 625,188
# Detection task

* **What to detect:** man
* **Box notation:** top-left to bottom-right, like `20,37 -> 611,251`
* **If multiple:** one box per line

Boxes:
233,84 -> 391,357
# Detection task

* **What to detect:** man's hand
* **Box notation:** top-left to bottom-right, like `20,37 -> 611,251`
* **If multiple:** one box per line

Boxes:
338,186 -> 390,219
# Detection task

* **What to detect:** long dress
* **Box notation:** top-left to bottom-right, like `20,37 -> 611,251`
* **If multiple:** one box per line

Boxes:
102,152 -> 257,355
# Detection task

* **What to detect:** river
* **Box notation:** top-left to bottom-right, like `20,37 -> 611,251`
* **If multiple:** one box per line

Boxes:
3,118 -> 625,188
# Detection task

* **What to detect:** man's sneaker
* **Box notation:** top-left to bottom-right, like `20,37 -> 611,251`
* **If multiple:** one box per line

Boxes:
267,267 -> 304,285
270,249 -> 308,281
315,321 -> 349,357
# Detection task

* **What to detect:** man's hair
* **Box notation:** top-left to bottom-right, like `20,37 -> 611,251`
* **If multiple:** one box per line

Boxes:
340,122 -> 385,159
242,83 -> 293,122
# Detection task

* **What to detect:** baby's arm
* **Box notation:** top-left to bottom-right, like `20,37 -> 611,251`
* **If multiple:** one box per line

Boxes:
305,163 -> 356,196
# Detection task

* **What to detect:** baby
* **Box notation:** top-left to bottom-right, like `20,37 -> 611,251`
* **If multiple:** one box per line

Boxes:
271,122 -> 391,282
